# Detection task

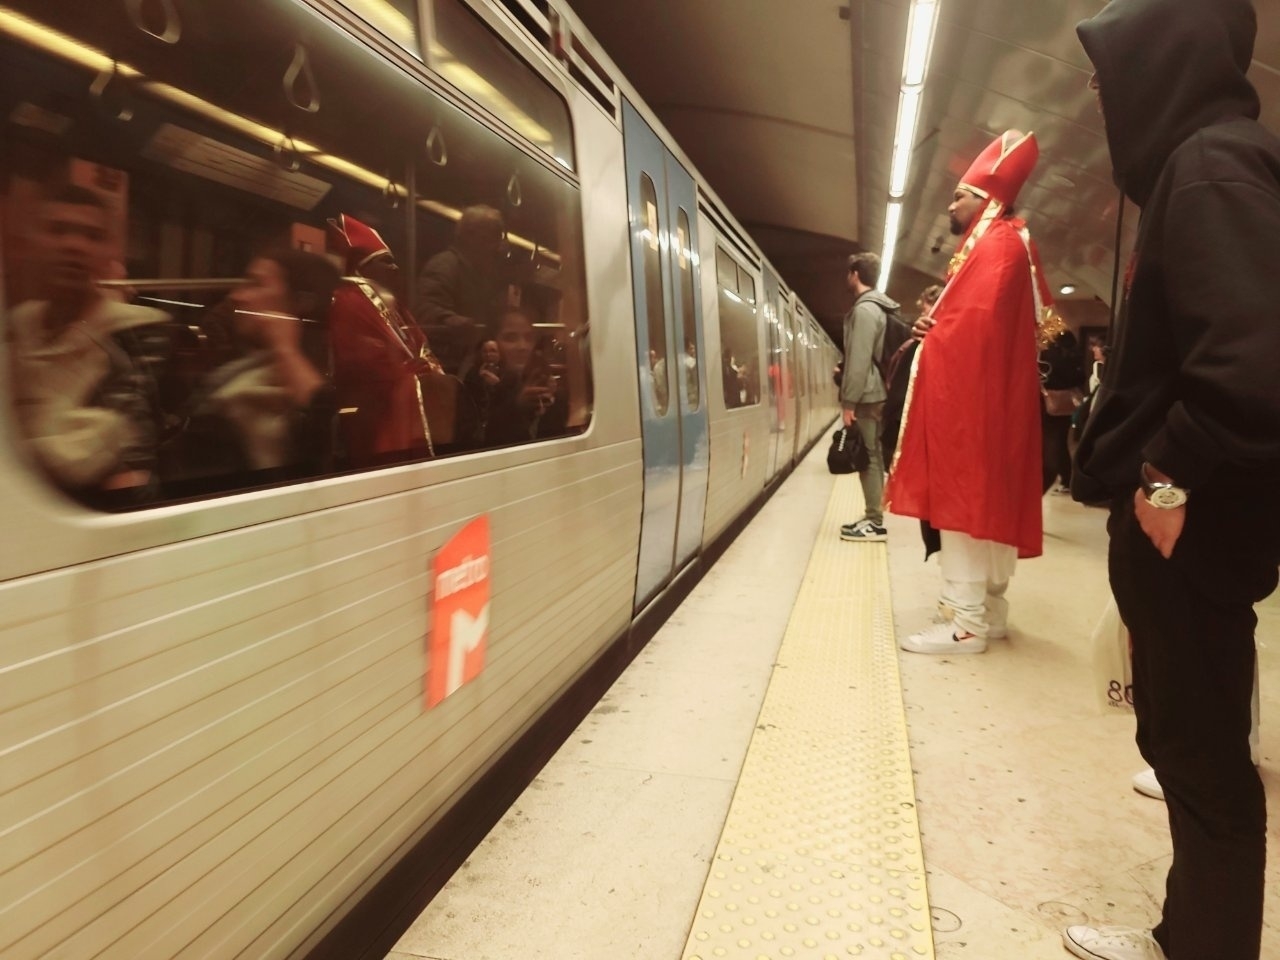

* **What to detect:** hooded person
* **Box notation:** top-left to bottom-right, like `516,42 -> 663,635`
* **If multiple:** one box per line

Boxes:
885,129 -> 1052,654
1065,3 -> 1280,960
327,214 -> 457,464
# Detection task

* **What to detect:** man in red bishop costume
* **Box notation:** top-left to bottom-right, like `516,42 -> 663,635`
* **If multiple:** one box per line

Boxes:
886,129 -> 1052,655
327,214 -> 451,466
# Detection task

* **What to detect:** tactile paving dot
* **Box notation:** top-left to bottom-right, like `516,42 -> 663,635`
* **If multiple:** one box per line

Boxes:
682,476 -> 936,960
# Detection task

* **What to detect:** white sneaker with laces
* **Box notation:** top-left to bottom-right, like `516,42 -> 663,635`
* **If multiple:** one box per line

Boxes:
1062,924 -> 1166,960
840,518 -> 888,542
1132,767 -> 1164,801
900,621 -> 987,655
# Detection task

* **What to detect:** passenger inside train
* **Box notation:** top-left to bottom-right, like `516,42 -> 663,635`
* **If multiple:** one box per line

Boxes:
8,184 -> 172,510
0,0 -> 593,510
161,248 -> 340,494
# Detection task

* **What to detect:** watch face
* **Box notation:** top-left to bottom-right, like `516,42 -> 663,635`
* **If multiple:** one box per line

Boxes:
1149,486 -> 1188,509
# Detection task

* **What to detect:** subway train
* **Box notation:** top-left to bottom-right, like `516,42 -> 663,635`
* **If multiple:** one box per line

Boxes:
0,1 -> 842,958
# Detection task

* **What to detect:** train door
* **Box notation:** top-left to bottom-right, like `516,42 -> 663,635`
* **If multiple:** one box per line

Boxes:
762,269 -> 785,476
789,303 -> 807,450
770,274 -> 798,475
787,303 -> 804,461
622,100 -> 710,610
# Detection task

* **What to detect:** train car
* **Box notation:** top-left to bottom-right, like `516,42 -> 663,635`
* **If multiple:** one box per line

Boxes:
0,1 -> 840,958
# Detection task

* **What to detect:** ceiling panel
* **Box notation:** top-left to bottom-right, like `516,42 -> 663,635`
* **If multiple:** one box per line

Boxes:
568,0 -> 1280,337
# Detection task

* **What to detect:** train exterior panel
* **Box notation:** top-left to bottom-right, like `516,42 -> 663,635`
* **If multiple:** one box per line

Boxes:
0,1 -> 839,957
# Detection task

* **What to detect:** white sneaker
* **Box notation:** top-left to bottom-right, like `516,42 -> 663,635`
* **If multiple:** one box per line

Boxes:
1132,767 -> 1164,801
1062,925 -> 1166,960
900,621 -> 987,655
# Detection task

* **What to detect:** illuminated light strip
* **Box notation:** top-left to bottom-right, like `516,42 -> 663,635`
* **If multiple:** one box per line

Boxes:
0,6 -> 560,265
888,87 -> 922,197
878,0 -> 940,292
880,202 -> 903,291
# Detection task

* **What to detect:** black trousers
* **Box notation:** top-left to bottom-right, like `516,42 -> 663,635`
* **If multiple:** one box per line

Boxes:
1108,476 -> 1279,960
1042,411 -> 1073,492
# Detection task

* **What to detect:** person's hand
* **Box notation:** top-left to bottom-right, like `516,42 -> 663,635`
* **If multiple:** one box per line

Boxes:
842,407 -> 855,427
479,366 -> 501,387
912,315 -> 936,340
1133,488 -> 1186,559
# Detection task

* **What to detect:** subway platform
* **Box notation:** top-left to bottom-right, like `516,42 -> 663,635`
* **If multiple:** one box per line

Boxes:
384,442 -> 1280,960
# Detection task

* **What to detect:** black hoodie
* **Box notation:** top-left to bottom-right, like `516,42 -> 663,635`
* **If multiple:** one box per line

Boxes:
1072,0 -> 1280,499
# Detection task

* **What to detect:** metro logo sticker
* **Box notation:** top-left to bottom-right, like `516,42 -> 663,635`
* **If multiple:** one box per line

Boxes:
426,515 -> 491,708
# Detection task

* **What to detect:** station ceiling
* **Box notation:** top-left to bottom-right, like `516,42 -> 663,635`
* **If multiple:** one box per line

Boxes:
571,0 -> 1280,342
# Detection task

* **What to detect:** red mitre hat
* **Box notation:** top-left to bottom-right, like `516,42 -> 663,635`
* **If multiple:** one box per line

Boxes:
327,214 -> 392,273
959,130 -> 1039,207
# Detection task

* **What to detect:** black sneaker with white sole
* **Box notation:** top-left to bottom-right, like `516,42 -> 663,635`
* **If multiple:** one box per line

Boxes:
839,518 -> 887,542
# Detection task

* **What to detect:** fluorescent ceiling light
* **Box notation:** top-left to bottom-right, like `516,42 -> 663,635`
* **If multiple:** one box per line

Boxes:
879,201 -> 904,292
889,87 -> 922,197
1060,284 -> 1077,295
903,0 -> 938,86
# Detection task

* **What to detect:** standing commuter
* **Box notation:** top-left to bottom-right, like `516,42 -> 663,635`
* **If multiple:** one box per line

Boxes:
880,282 -> 942,469
838,252 -> 899,542
1066,2 -> 1280,959
414,205 -> 506,371
885,130 -> 1049,652
1040,326 -> 1085,494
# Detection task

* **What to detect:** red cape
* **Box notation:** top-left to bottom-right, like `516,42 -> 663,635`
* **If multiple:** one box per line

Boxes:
885,218 -> 1044,558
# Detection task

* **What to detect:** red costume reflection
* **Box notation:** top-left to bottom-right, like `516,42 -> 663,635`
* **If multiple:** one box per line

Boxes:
886,131 -> 1051,558
327,214 -> 447,464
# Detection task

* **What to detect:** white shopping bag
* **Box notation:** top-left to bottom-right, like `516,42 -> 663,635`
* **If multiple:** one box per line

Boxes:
1092,595 -> 1134,713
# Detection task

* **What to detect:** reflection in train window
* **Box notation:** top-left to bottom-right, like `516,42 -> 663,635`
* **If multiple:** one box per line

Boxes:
676,208 -> 699,411
0,0 -> 590,511
432,0 -> 575,168
790,307 -> 805,398
716,247 -> 760,410
638,174 -> 669,416
334,0 -> 421,53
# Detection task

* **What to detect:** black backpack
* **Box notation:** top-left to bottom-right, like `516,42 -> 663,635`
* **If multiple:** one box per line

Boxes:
876,309 -> 912,389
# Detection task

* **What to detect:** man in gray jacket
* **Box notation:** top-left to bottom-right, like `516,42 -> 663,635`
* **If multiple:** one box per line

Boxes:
839,252 -> 899,542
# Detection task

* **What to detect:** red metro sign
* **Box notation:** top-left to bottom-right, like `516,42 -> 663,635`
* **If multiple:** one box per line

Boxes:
426,515 -> 491,708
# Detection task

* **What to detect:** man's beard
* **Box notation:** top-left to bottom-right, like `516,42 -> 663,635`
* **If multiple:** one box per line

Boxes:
949,215 -> 965,236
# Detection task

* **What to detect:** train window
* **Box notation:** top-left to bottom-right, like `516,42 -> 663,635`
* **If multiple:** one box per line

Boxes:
676,208 -> 699,411
0,0 -> 590,511
334,0 -> 421,53
432,0 -> 575,168
715,247 -> 737,290
715,246 -> 760,410
637,174 -> 670,416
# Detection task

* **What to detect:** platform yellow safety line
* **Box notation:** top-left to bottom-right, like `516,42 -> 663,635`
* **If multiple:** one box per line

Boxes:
682,475 -> 934,960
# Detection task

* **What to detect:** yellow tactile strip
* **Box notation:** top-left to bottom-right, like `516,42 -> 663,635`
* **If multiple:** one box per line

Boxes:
682,475 -> 934,960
